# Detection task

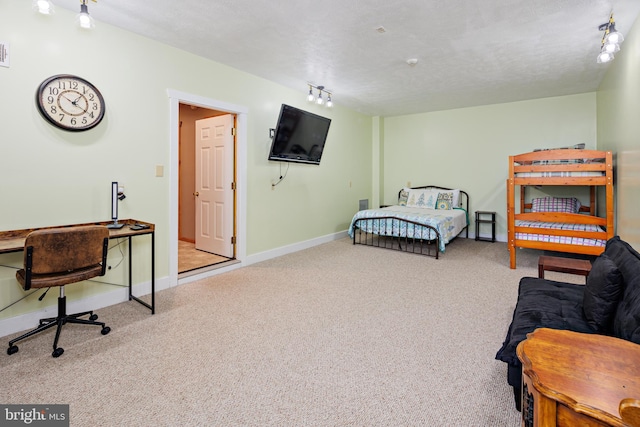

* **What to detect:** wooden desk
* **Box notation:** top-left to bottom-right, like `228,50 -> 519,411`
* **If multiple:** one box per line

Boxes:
0,219 -> 155,314
517,328 -> 640,427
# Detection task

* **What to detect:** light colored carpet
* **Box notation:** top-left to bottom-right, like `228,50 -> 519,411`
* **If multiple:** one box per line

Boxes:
0,237 -> 581,426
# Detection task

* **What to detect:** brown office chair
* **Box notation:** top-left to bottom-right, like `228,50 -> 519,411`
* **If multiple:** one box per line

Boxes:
7,225 -> 111,358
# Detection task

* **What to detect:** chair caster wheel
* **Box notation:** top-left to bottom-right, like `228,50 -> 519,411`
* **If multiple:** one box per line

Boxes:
7,345 -> 18,355
101,326 -> 111,335
52,347 -> 64,358
89,314 -> 98,321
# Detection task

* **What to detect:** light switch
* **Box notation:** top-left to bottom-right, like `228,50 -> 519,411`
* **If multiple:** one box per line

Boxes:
155,165 -> 164,177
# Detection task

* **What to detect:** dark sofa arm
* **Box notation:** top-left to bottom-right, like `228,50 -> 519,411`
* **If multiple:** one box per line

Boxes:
496,277 -> 593,365
495,276 -> 595,409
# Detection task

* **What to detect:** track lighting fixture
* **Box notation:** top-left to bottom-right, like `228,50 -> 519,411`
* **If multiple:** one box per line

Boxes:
33,0 -> 55,15
34,0 -> 97,28
306,84 -> 334,108
597,13 -> 624,64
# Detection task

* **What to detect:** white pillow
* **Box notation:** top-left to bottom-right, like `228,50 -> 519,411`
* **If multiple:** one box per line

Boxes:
449,189 -> 461,207
406,189 -> 439,209
531,197 -> 580,213
398,188 -> 410,206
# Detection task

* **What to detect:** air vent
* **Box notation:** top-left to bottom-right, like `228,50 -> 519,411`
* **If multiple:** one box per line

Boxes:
0,41 -> 9,68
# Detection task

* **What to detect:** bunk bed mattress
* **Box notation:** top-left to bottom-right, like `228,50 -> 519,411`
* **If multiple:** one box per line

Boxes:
515,220 -> 607,246
348,206 -> 468,252
515,171 -> 604,178
515,154 -> 606,178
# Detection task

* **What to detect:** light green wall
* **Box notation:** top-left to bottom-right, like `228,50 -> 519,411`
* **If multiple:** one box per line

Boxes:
0,3 -> 372,319
597,14 -> 640,248
250,110 -> 372,253
381,93 -> 597,240
5,1 -> 635,325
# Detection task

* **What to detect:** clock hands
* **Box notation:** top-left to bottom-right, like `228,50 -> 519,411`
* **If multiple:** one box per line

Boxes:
72,94 -> 84,107
61,93 -> 76,104
59,90 -> 88,115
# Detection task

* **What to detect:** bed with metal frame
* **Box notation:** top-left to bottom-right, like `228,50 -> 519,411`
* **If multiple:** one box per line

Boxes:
349,185 -> 469,259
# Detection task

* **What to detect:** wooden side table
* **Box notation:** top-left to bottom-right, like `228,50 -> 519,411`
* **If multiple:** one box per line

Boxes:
538,255 -> 592,283
517,328 -> 640,427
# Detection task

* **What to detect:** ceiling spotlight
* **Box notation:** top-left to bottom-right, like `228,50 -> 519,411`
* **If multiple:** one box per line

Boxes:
602,42 -> 620,54
76,0 -> 95,29
305,84 -> 333,108
316,86 -> 324,105
604,24 -> 624,45
596,51 -> 614,64
33,0 -> 55,15
307,85 -> 315,102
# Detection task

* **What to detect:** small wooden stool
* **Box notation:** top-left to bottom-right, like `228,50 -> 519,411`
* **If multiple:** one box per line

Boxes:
538,255 -> 592,283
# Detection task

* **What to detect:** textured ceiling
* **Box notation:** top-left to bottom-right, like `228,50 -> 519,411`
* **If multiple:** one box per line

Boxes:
52,0 -> 640,117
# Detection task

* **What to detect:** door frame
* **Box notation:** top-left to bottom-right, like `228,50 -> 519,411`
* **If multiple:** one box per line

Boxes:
168,89 -> 247,286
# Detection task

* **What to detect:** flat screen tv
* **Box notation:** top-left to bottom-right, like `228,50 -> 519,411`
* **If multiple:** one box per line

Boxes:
268,104 -> 331,165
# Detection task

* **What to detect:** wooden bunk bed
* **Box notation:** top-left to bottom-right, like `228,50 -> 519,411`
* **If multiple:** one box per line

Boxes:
507,149 -> 614,269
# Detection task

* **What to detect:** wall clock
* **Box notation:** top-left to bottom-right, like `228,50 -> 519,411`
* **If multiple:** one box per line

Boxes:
36,74 -> 105,131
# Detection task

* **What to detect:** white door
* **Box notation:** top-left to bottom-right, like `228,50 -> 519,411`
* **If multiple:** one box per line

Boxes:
195,114 -> 235,257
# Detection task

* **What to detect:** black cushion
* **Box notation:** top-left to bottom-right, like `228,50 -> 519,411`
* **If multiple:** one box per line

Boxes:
496,277 -> 593,367
583,254 -> 623,333
605,236 -> 640,343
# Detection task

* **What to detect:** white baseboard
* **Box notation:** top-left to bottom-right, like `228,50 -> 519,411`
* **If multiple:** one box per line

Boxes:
1,230 -> 348,338
467,231 -> 506,243
177,231 -> 348,286
0,276 -> 172,339
245,230 -> 348,265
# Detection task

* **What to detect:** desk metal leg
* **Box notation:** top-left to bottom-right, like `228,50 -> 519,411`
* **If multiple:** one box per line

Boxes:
128,236 -> 132,302
151,231 -> 155,314
127,232 -> 155,314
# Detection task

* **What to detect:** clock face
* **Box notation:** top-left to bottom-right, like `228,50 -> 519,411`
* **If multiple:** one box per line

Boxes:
36,74 -> 105,131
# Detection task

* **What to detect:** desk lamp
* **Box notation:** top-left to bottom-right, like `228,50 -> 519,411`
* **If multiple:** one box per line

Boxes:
107,181 -> 125,229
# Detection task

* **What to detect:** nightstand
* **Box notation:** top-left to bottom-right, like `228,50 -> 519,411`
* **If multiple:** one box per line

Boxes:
517,328 -> 640,427
475,211 -> 496,242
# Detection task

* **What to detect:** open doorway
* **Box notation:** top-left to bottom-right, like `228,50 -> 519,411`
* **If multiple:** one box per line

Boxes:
178,103 -> 236,274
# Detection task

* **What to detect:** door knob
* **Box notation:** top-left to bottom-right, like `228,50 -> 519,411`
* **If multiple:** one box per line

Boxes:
193,192 -> 199,196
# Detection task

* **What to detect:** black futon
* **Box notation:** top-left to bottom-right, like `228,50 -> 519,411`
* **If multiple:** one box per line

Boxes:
495,236 -> 640,410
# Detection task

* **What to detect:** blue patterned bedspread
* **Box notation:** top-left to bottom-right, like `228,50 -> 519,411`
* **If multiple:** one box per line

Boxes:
348,206 -> 468,252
